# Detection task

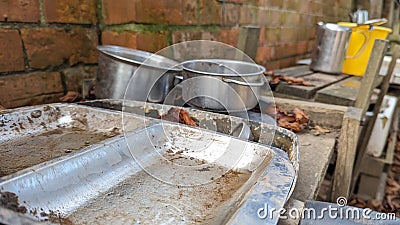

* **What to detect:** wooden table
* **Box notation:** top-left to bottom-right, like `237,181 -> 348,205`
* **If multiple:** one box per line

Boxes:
271,65 -> 382,107
271,98 -> 347,225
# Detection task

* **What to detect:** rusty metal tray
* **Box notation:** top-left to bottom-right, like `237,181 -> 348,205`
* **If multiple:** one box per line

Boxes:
0,102 -> 298,225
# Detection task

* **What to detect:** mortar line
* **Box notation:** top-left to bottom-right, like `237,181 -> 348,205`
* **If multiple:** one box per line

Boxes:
38,0 -> 46,25
17,29 -> 30,72
96,0 -> 103,45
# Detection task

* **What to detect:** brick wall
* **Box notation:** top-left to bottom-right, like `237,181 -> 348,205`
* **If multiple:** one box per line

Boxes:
0,0 -> 98,108
0,0 -> 354,108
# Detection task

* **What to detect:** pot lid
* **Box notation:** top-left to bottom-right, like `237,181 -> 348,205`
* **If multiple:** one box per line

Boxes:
181,59 -> 265,77
97,45 -> 183,72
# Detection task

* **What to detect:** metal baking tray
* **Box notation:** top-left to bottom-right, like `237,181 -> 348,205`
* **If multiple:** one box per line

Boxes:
0,122 -> 295,225
0,102 -> 298,225
80,99 -> 299,179
0,104 -> 149,177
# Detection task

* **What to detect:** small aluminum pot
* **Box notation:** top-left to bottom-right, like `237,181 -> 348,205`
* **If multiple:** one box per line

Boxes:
181,59 -> 265,112
96,45 -> 182,103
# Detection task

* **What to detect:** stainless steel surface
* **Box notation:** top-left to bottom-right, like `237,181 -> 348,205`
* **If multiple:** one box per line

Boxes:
362,18 -> 387,26
310,22 -> 352,74
181,59 -> 265,111
96,45 -> 182,103
79,99 -> 299,200
80,99 -> 299,179
0,121 -> 295,225
231,122 -> 251,140
350,9 -> 369,24
0,104 -> 148,177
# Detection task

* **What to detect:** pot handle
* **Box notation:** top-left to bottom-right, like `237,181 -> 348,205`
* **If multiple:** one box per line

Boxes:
222,77 -> 265,86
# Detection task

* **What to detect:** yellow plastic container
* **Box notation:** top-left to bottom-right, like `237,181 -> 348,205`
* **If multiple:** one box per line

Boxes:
338,22 -> 392,76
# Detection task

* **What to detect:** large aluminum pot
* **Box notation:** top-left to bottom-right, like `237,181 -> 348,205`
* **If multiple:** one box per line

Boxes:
181,59 -> 265,112
96,45 -> 182,103
310,22 -> 352,74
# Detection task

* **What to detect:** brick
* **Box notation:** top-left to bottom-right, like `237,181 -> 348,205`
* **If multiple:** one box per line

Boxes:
296,27 -> 309,42
200,0 -> 222,25
44,0 -> 97,24
220,28 -> 240,46
221,3 -> 240,26
9,93 -> 64,108
136,32 -> 169,53
101,0 -> 136,25
285,0 -> 301,11
102,30 -> 168,53
274,43 -> 297,59
136,0 -> 197,25
339,0 -> 352,9
279,57 -> 297,68
311,2 -> 323,15
219,0 -> 244,3
297,41 -> 308,55
301,14 -> 314,28
0,72 -> 63,108
267,0 -> 284,8
172,30 -> 220,43
263,60 -> 280,70
283,12 -> 300,27
279,28 -> 297,43
21,28 -> 98,69
0,0 -> 40,22
258,9 -> 269,27
0,29 -> 25,73
267,10 -> 281,27
298,0 -> 312,13
265,28 -> 281,44
256,45 -> 272,63
239,5 -> 259,25
258,27 -> 265,45
62,66 -> 97,92
244,0 -> 262,6
102,30 -> 137,49
308,27 -> 316,39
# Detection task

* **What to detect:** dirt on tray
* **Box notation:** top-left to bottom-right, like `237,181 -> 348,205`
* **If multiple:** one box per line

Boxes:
0,128 -> 119,177
0,191 -> 27,214
64,163 -> 251,225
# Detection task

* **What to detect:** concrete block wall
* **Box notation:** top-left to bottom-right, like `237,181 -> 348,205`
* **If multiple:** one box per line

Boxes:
0,0 -> 354,108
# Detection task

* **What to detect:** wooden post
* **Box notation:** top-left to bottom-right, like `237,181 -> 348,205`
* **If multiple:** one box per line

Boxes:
332,40 -> 388,200
352,44 -> 400,192
237,26 -> 260,61
355,39 -> 388,115
332,107 -> 363,200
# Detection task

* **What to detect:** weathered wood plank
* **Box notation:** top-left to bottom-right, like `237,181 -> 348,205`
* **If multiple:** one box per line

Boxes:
275,73 -> 348,99
314,76 -> 383,106
274,65 -> 313,77
355,40 -> 388,115
332,107 -> 363,200
352,44 -> 400,192
269,96 -> 347,129
237,26 -> 260,61
315,76 -> 362,106
293,132 -> 337,202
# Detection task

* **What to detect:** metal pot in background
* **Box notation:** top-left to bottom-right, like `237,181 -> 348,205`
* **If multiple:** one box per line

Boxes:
310,22 -> 352,74
181,59 -> 265,112
96,45 -> 182,103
